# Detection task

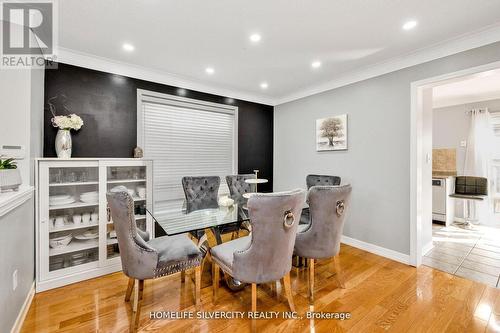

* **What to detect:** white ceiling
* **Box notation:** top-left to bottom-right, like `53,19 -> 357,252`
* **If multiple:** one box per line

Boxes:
57,0 -> 500,104
433,69 -> 500,108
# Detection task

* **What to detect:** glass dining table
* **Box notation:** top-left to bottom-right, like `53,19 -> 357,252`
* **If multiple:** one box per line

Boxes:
147,202 -> 250,290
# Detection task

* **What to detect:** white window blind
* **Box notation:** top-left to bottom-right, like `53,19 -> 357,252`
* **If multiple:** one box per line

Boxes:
137,91 -> 237,213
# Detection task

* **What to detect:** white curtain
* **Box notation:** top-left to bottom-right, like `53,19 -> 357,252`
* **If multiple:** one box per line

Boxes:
463,108 -> 495,225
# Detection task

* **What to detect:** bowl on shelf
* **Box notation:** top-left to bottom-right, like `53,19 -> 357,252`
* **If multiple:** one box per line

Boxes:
49,234 -> 72,249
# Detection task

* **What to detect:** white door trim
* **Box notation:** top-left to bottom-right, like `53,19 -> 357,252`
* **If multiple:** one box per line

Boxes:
409,60 -> 500,266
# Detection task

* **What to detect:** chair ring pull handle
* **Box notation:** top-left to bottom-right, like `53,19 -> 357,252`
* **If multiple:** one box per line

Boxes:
336,200 -> 345,217
283,210 -> 295,228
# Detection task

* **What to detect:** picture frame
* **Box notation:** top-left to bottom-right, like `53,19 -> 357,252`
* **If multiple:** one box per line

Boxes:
316,114 -> 348,151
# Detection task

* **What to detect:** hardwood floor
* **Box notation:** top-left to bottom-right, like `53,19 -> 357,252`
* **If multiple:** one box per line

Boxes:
22,244 -> 500,332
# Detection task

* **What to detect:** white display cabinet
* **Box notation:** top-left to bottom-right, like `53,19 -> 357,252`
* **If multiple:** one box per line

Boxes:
35,158 -> 153,292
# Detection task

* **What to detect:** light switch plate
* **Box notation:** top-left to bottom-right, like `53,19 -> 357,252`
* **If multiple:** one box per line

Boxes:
460,140 -> 467,147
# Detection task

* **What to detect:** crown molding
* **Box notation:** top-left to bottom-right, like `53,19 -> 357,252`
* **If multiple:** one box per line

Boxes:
275,23 -> 500,105
54,47 -> 276,106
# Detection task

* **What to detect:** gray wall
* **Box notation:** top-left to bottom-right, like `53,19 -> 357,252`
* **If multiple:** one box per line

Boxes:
0,198 -> 34,333
275,41 -> 500,255
433,99 -> 500,175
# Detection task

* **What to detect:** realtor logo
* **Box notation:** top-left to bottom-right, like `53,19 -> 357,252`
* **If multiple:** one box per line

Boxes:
1,0 -> 57,68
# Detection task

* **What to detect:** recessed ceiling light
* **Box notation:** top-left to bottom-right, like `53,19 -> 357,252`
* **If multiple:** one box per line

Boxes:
311,61 -> 322,69
260,82 -> 268,89
122,43 -> 135,52
249,34 -> 261,43
205,67 -> 215,75
402,20 -> 418,31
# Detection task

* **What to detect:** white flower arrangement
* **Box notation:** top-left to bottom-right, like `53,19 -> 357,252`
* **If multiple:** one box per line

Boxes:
51,114 -> 84,131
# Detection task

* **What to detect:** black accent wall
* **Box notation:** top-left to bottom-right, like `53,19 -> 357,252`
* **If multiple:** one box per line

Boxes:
44,63 -> 273,191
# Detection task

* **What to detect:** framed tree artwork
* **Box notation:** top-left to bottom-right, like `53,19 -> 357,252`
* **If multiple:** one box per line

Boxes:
316,114 -> 348,151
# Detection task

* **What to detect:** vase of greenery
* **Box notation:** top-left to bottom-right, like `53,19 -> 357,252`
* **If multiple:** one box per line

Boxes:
0,158 -> 22,192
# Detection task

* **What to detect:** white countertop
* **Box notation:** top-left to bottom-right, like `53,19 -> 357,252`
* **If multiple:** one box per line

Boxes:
0,185 -> 34,218
432,175 -> 455,179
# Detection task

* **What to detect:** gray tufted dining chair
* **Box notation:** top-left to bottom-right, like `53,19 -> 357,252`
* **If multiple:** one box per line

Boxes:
182,176 -> 220,213
226,174 -> 256,235
294,185 -> 352,303
306,174 -> 341,189
226,174 -> 256,205
300,174 -> 342,227
210,189 -> 306,312
107,190 -> 203,331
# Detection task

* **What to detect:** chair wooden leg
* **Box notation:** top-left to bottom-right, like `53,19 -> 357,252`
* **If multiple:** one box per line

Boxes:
283,273 -> 295,312
333,255 -> 346,289
125,277 -> 134,302
308,258 -> 315,303
212,262 -> 219,304
200,252 -> 212,280
181,270 -> 186,283
131,279 -> 144,331
195,266 -> 201,309
251,283 -> 257,312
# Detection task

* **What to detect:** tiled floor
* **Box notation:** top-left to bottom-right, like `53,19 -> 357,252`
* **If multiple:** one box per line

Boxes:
423,223 -> 500,288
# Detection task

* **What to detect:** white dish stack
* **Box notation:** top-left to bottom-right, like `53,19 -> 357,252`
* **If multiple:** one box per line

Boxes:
49,194 -> 76,206
80,191 -> 99,204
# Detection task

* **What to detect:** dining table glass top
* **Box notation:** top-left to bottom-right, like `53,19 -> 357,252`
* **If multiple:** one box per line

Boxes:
147,202 -> 249,236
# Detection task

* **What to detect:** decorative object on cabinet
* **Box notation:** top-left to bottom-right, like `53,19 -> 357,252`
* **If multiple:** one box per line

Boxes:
0,157 -> 22,192
48,95 -> 84,159
36,158 -> 153,292
316,114 -> 348,151
52,114 -> 84,158
133,146 -> 144,158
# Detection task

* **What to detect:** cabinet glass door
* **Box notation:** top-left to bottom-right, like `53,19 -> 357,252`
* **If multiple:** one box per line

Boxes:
47,166 -> 100,272
106,165 -> 148,260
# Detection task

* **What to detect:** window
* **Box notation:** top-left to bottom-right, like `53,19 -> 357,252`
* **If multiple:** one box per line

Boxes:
490,111 -> 500,214
137,90 -> 238,213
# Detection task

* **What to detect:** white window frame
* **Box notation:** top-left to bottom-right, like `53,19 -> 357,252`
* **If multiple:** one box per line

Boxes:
136,88 -> 238,181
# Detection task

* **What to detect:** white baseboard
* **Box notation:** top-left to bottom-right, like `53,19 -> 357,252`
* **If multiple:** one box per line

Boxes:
10,282 -> 35,333
422,242 -> 434,256
341,235 -> 410,265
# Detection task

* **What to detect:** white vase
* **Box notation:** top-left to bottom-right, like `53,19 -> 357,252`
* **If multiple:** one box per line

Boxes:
55,129 -> 72,158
